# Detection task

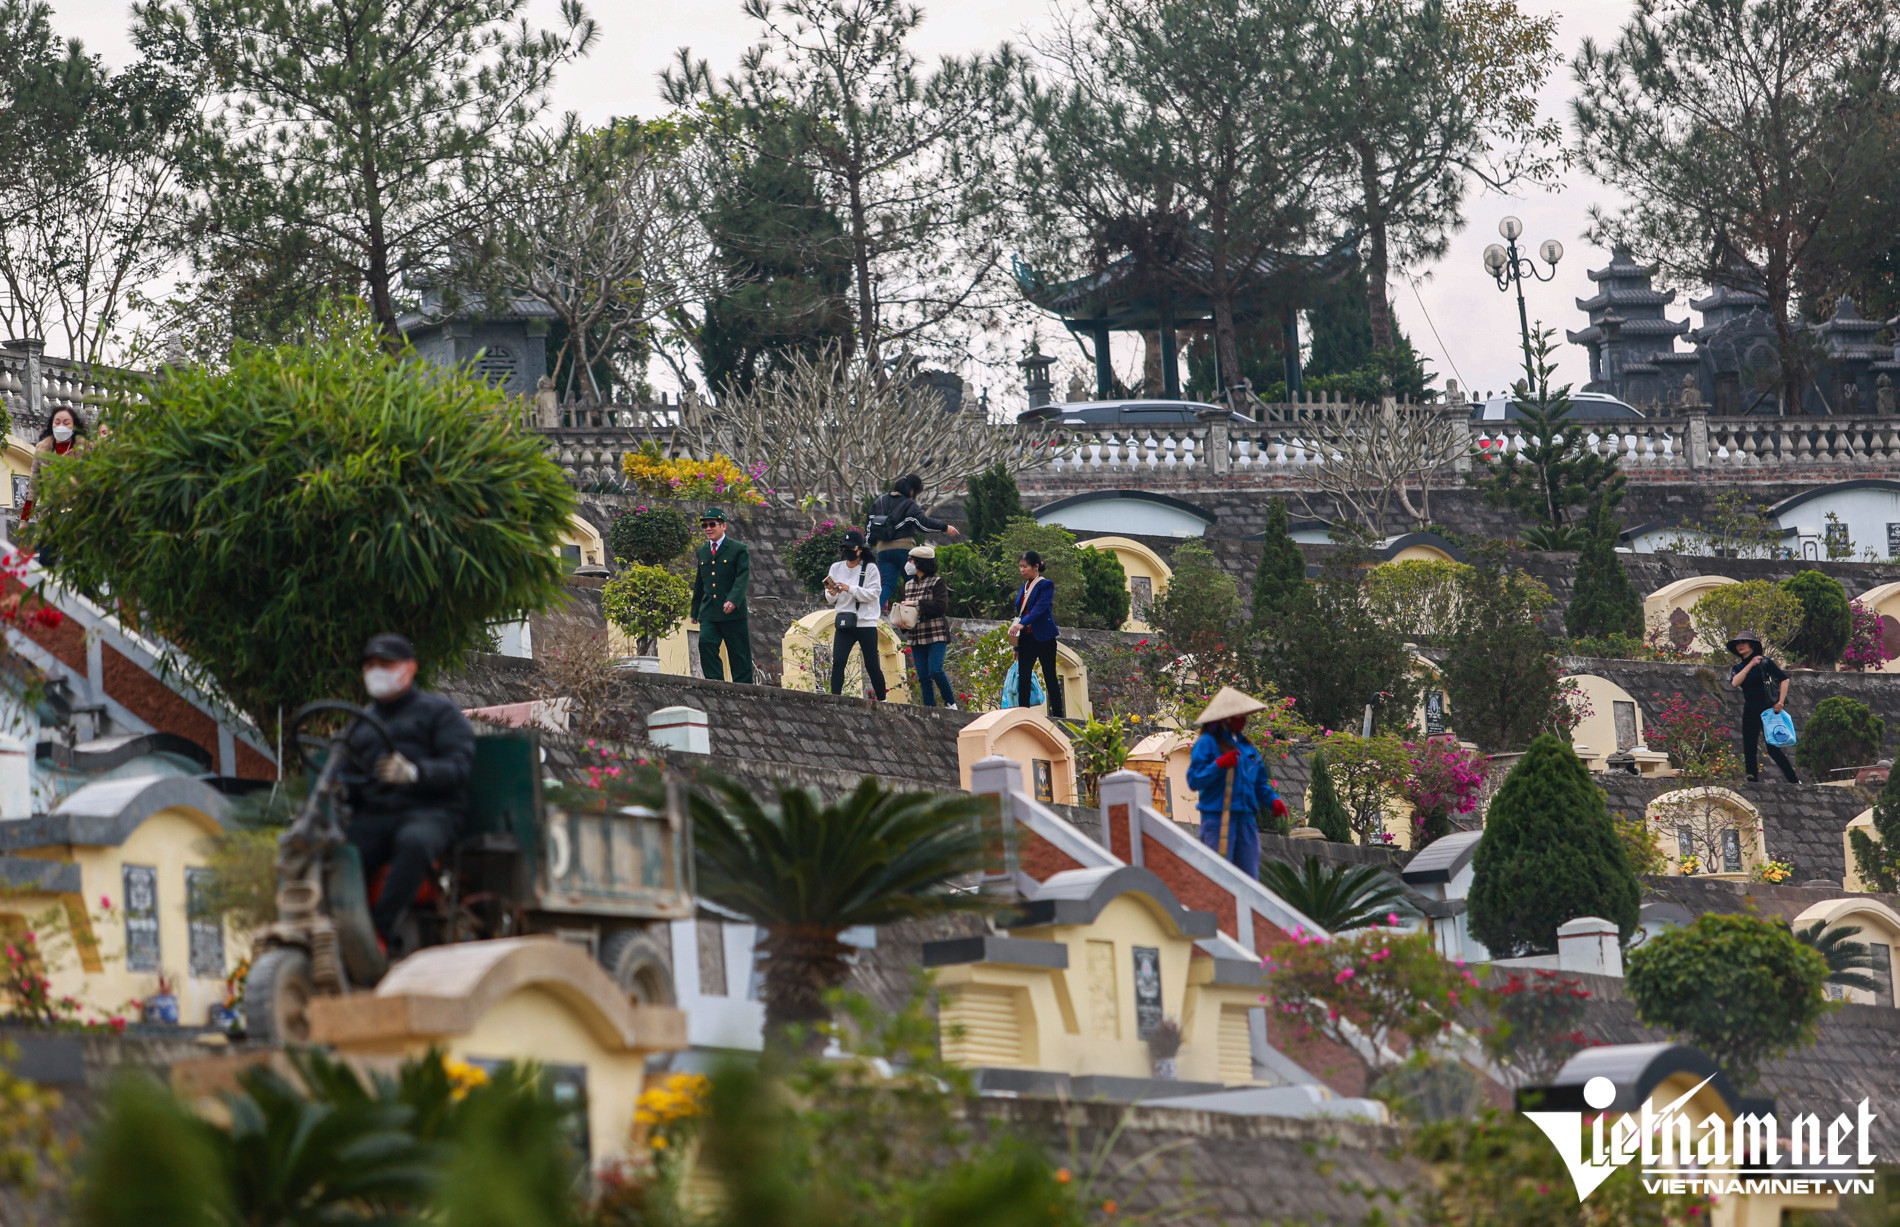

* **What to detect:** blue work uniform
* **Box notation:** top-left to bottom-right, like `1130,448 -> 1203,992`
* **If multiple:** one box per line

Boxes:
1186,726 -> 1282,878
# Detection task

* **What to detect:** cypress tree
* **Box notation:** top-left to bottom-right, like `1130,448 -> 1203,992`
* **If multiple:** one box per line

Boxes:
1565,495 -> 1643,639
963,463 -> 1025,544
1305,752 -> 1353,843
1466,733 -> 1641,957
1850,762 -> 1900,892
1251,497 -> 1307,631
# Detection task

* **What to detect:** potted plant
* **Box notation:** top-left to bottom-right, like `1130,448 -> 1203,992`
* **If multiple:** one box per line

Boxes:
144,971 -> 179,1025
602,562 -> 693,672
1147,1017 -> 1184,1080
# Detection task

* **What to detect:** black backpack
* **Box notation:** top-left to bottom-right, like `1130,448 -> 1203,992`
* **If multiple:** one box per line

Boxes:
866,493 -> 911,544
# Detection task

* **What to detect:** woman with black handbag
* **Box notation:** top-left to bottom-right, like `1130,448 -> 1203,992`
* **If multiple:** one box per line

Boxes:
824,529 -> 887,700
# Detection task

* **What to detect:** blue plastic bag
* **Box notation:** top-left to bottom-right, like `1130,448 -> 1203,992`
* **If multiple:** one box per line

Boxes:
1762,708 -> 1797,747
1000,660 -> 1045,708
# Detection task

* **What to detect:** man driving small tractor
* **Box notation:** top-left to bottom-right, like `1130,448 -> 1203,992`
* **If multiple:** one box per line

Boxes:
345,632 -> 476,943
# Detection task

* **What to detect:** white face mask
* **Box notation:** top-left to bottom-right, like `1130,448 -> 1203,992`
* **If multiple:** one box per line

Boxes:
363,665 -> 408,700
904,561 -> 917,576
51,425 -> 72,443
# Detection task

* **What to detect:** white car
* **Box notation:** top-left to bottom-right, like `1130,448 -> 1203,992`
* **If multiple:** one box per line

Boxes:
1469,391 -> 1646,422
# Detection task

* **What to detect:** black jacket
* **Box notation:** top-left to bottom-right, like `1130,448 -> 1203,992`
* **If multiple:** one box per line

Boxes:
345,687 -> 476,828
866,493 -> 948,546
1729,655 -> 1789,704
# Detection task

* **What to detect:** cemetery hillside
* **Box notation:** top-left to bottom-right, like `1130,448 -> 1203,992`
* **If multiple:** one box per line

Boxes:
5,0 -> 1900,1223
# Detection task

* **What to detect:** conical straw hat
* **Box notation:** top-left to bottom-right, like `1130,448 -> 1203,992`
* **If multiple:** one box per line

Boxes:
1195,686 -> 1268,726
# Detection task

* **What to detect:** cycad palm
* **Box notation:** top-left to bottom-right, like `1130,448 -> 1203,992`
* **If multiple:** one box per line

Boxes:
692,776 -> 995,1045
1793,919 -> 1883,995
1257,858 -> 1410,933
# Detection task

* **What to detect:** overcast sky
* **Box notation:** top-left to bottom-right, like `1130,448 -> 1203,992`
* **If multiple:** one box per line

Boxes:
59,0 -> 1649,403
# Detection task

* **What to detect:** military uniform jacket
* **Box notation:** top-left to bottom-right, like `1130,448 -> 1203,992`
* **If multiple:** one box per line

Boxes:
692,536 -> 751,623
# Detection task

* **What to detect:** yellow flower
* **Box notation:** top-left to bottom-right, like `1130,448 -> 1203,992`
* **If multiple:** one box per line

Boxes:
441,1056 -> 490,1100
650,1135 -> 669,1150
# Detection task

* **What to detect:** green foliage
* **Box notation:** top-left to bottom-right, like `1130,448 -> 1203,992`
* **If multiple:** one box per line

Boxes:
1067,714 -> 1132,806
1688,580 -> 1805,660
945,624 -> 1016,710
1075,545 -> 1130,630
1313,733 -> 1411,844
1793,920 -> 1885,996
1441,543 -> 1567,751
608,506 -> 694,567
1467,734 -> 1641,957
1257,859 -> 1408,931
1249,497 -> 1307,631
1851,759 -> 1900,892
961,463 -> 1024,545
1657,491 -> 1786,559
1797,695 -> 1885,779
935,542 -> 1009,618
1781,569 -> 1852,666
1614,814 -> 1667,877
1361,558 -> 1469,644
601,562 -> 693,646
0,1039 -> 64,1201
993,518 -> 1085,625
1299,748 -> 1360,847
1565,495 -> 1643,639
696,125 -> 855,398
1625,912 -> 1830,1090
195,827 -> 283,933
1483,971 -> 1601,1090
1465,326 -> 1625,531
1149,538 -> 1241,657
1256,552 -> 1423,735
138,0 -> 594,341
1403,1109 -> 1701,1225
786,522 -> 853,595
38,308 -> 573,735
690,775 -> 994,1045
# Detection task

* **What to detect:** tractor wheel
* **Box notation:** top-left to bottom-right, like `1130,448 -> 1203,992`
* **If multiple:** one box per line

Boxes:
600,928 -> 675,1006
245,947 -> 315,1044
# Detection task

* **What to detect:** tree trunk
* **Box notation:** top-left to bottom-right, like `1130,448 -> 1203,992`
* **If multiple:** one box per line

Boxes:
1212,296 -> 1248,418
845,170 -> 876,366
759,924 -> 852,1053
1360,150 -> 1395,352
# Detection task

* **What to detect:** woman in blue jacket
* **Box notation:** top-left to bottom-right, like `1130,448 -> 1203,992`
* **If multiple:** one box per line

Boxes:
1186,687 -> 1288,877
1008,550 -> 1064,717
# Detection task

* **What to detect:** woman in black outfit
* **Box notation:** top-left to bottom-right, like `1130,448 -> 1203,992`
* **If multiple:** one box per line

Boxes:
1727,630 -> 1798,783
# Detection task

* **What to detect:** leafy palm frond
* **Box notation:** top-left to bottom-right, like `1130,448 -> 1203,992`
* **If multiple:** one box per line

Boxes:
1794,919 -> 1884,995
692,775 -> 995,931
1258,858 -> 1411,933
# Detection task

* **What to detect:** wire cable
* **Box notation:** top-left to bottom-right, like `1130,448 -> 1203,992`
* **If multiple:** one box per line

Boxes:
1407,274 -> 1468,391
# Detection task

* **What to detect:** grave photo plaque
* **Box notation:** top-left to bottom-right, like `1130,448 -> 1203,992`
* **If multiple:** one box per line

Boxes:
1132,945 -> 1163,1039
1424,691 -> 1446,737
123,864 -> 160,974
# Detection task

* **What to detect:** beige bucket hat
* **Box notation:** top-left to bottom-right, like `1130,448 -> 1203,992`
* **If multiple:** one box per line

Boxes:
908,545 -> 936,559
1195,686 -> 1268,726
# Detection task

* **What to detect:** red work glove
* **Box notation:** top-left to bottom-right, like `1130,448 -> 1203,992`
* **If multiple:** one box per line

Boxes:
1215,750 -> 1239,769
1272,798 -> 1289,819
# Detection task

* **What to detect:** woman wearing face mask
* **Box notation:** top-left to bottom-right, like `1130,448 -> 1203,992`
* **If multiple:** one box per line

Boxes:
19,407 -> 87,525
822,529 -> 887,700
899,546 -> 955,708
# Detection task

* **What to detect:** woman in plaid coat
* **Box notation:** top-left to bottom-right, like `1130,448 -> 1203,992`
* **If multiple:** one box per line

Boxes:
899,546 -> 956,708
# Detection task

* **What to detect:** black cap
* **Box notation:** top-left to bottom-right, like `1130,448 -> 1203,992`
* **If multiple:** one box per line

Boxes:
843,529 -> 867,549
362,632 -> 415,663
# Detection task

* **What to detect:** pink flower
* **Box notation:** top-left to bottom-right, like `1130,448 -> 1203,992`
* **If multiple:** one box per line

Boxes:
1334,968 -> 1355,983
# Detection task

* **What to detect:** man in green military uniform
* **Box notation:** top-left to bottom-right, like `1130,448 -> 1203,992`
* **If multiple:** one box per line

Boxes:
691,507 -> 753,683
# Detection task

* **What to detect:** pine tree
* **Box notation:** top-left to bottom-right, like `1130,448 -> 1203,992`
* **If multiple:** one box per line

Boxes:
1850,763 -> 1900,892
1442,543 -> 1563,751
1466,327 -> 1625,536
1565,495 -> 1643,639
963,463 -> 1025,544
1305,752 -> 1353,843
1467,733 -> 1641,957
1250,498 -> 1307,632
1077,546 -> 1131,630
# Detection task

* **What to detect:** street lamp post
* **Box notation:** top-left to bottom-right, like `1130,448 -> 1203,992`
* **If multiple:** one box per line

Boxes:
1482,216 -> 1563,374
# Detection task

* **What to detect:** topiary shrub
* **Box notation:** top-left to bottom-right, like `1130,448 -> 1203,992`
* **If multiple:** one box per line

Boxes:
1249,497 -> 1306,631
608,505 -> 694,567
1466,733 -> 1640,957
786,521 -> 853,594
601,563 -> 693,653
1688,580 -> 1804,660
1565,494 -> 1643,639
935,542 -> 1007,617
962,462 -> 1024,544
1779,569 -> 1851,667
1624,912 -> 1828,1090
1796,695 -> 1885,780
1304,751 -> 1353,843
1076,545 -> 1130,630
